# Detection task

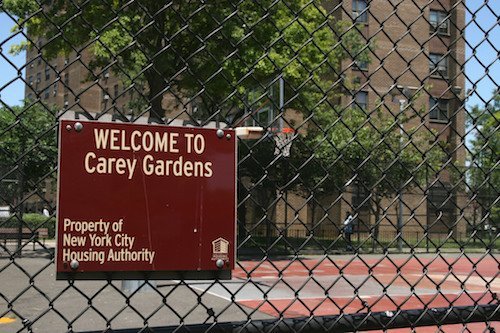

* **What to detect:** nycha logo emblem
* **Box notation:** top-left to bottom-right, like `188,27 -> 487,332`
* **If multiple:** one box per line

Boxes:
211,237 -> 229,261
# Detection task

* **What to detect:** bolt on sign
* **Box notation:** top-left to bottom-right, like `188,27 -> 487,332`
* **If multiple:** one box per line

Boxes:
56,120 -> 236,280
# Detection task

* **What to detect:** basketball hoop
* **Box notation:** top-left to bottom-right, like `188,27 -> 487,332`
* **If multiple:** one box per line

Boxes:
272,127 -> 295,157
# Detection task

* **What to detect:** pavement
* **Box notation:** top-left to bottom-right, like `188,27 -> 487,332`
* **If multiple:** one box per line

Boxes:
0,242 -> 272,333
0,241 -> 498,333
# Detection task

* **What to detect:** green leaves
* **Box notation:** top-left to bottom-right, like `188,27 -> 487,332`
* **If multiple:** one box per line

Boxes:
4,0 -> 367,119
307,104 -> 446,199
3,0 -> 38,18
0,102 -> 57,196
468,91 -> 499,226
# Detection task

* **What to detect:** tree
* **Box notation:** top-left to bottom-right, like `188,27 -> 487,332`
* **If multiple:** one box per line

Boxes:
4,0 -> 370,255
0,101 -> 57,249
4,0 -> 367,121
468,91 -> 499,238
0,101 -> 57,201
305,102 -> 446,251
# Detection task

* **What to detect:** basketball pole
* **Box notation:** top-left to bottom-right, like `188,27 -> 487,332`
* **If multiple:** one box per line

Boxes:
279,75 -> 289,251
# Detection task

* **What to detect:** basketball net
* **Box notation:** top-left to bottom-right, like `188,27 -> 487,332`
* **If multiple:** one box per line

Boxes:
273,128 -> 294,157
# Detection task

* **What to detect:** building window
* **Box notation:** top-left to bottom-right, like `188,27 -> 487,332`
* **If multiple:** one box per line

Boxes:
37,41 -> 43,66
53,82 -> 58,96
64,93 -> 69,106
27,93 -> 33,100
36,73 -> 42,91
429,53 -> 448,78
429,97 -> 449,122
114,84 -> 119,98
64,73 -> 69,92
427,184 -> 456,233
352,0 -> 368,23
352,182 -> 370,232
44,65 -> 50,80
354,91 -> 368,110
429,10 -> 449,35
28,76 -> 33,86
352,183 -> 370,210
44,87 -> 50,100
36,40 -> 42,66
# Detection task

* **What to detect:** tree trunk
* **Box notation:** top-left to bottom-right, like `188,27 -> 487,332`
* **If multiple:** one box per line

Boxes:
16,136 -> 28,256
145,70 -> 165,122
371,194 -> 381,253
255,187 -> 276,249
145,7 -> 166,122
16,165 -> 25,256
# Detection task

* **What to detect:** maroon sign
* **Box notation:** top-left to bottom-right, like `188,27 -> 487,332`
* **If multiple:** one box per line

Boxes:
56,120 -> 236,279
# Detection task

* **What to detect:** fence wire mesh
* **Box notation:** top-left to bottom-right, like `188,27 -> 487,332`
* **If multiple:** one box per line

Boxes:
0,0 -> 498,332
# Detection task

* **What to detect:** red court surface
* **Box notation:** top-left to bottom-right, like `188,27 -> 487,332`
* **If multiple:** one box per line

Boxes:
194,254 -> 498,332
234,254 -> 498,315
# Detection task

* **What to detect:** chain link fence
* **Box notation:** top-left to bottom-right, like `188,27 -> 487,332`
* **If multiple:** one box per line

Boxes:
0,0 -> 498,332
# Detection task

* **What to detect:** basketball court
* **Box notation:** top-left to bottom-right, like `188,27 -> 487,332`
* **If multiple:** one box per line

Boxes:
189,253 -> 499,331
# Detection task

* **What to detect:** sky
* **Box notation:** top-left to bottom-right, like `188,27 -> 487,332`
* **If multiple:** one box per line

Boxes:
0,12 -> 26,106
0,1 -> 498,108
464,1 -> 499,107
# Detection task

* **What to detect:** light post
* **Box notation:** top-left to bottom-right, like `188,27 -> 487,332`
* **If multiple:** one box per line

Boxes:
389,85 -> 418,252
268,75 -> 295,253
397,98 -> 405,252
450,86 -> 463,241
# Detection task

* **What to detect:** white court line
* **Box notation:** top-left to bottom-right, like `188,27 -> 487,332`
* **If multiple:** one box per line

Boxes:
175,279 -> 467,303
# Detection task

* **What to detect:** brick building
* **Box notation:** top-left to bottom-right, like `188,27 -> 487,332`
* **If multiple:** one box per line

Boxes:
333,0 -> 467,242
244,0 -> 467,245
24,0 -> 467,246
24,44 -> 191,120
